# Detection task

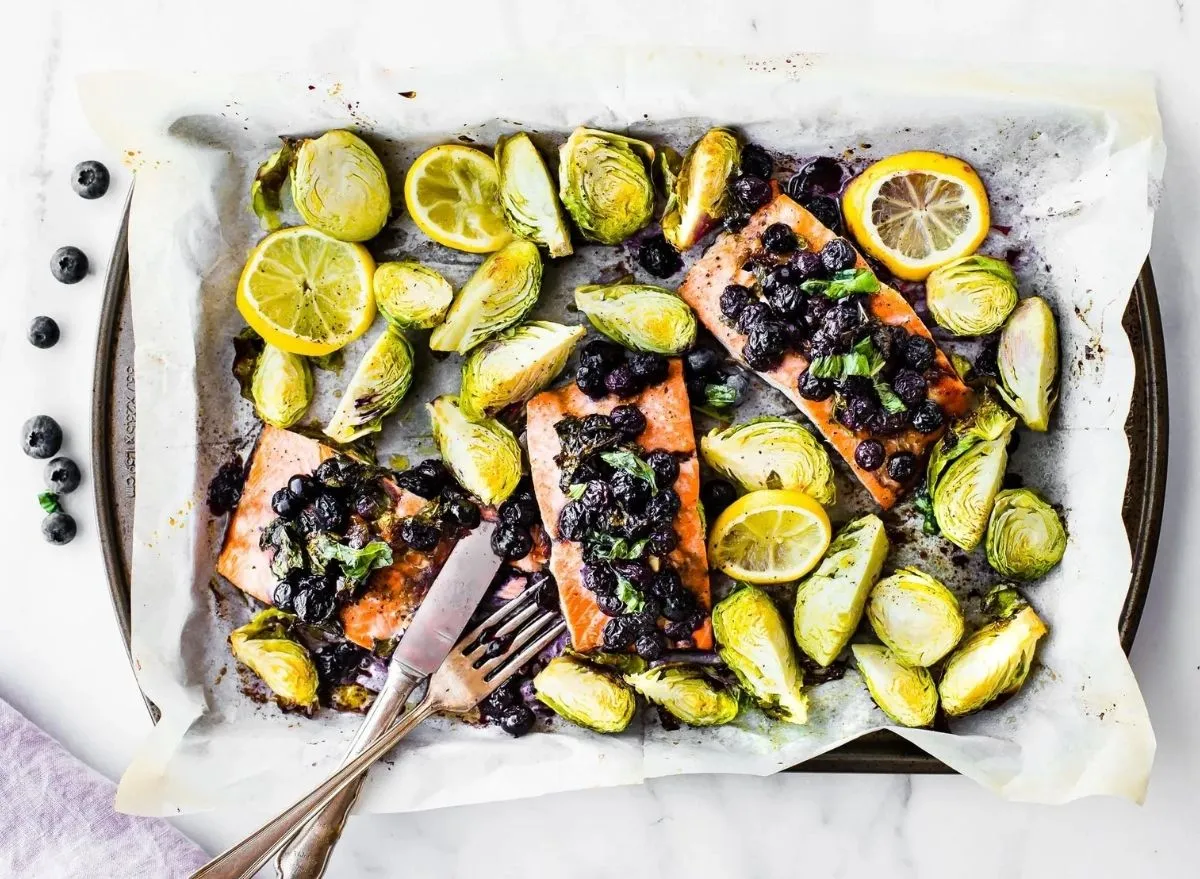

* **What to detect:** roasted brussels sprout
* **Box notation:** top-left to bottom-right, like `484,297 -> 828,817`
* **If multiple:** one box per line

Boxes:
429,240 -> 543,354
985,488 -> 1067,580
661,128 -> 740,250
558,127 -> 655,245
793,515 -> 889,666
625,665 -> 740,727
866,568 -> 964,667
997,296 -> 1059,432
495,132 -> 573,258
324,328 -> 413,444
926,396 -> 1018,551
460,321 -> 585,417
330,683 -> 376,712
700,417 -> 835,506
939,586 -> 1048,716
711,586 -> 808,724
533,653 -> 638,733
290,130 -> 390,242
251,343 -> 313,428
374,261 -> 453,330
250,142 -> 293,232
229,609 -> 319,709
924,255 -> 1019,337
575,281 -> 697,355
850,644 -> 938,728
427,395 -> 522,505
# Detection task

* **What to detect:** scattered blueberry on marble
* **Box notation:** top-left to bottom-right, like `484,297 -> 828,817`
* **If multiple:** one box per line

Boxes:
50,246 -> 88,284
21,415 -> 63,459
42,511 -> 77,546
45,457 -> 81,494
28,316 -> 60,348
71,160 -> 110,199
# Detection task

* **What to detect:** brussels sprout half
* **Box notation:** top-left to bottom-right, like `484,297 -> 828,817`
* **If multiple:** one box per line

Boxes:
558,127 -> 655,245
250,142 -> 294,232
625,664 -> 740,727
924,255 -> 1019,337
427,395 -> 523,505
997,296 -> 1059,432
662,128 -> 741,251
985,488 -> 1067,580
701,416 -> 836,506
290,130 -> 391,242
229,609 -> 319,709
252,343 -> 313,429
926,396 -> 1018,551
712,586 -> 808,724
574,281 -> 697,354
460,321 -> 585,418
939,586 -> 1048,716
374,261 -> 453,330
324,328 -> 414,444
851,644 -> 938,728
495,132 -> 573,258
793,515 -> 889,666
534,654 -> 638,733
866,568 -> 964,668
429,240 -> 543,354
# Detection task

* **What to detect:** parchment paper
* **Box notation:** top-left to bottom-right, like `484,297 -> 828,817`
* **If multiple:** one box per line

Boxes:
79,51 -> 1163,815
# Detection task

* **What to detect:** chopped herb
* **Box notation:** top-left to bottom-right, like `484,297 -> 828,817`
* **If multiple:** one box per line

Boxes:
586,532 -> 648,561
38,492 -> 60,514
566,483 -> 587,500
913,489 -> 940,535
808,337 -> 885,380
874,381 -> 908,414
800,268 -> 880,299
260,518 -> 305,580
703,383 -> 739,408
615,575 -> 646,613
308,534 -> 393,586
600,450 -> 658,492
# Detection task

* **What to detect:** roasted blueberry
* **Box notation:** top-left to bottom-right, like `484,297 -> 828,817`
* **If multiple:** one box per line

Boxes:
838,395 -> 879,432
800,195 -> 843,233
271,487 -> 303,519
618,512 -> 652,540
892,369 -> 928,406
790,249 -> 825,282
648,526 -> 679,556
612,560 -> 653,587
491,523 -> 533,560
575,363 -> 609,399
45,456 -> 81,494
700,478 -> 737,516
42,512 -> 77,546
603,615 -> 642,650
648,567 -> 684,600
579,338 -> 625,372
483,678 -> 522,715
736,301 -> 773,335
604,365 -> 642,398
662,594 -> 697,623
71,160 -> 110,199
596,591 -> 627,616
739,143 -> 774,180
796,369 -> 834,401
272,579 -> 297,613
761,222 -> 798,255
499,495 -> 539,527
21,415 -> 62,459
28,316 -> 60,349
645,488 -> 681,525
764,281 -> 805,319
786,157 -> 847,199
580,480 -> 615,515
886,452 -> 918,483
315,457 -> 363,491
819,238 -> 858,274
627,351 -> 669,385
609,404 -> 647,438
730,174 -> 773,212
974,333 -> 1001,378
637,232 -> 684,279
611,470 -> 650,511
583,564 -> 617,595
717,283 -> 752,324
903,334 -> 936,371
911,400 -> 945,434
634,631 -> 667,661
287,474 -> 316,501
870,410 -> 910,437
441,487 -> 482,529
723,212 -> 751,233
664,618 -> 697,641
742,322 -> 789,371
802,294 -> 833,328
352,487 -> 385,519
645,450 -> 679,487
498,704 -> 536,737
293,589 -> 338,625
557,501 -> 591,542
313,492 -> 349,532
531,571 -> 561,612
822,298 -> 864,339
685,347 -> 723,379
401,517 -> 442,551
50,246 -> 88,284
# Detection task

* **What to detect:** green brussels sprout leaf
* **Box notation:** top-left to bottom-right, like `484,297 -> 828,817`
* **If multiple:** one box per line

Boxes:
985,488 -> 1067,580
625,664 -> 740,727
229,609 -> 319,709
925,255 -> 1019,337
374,261 -> 454,330
252,343 -> 313,429
429,240 -> 543,354
574,281 -> 697,354
495,132 -> 573,258
250,141 -> 294,232
851,644 -> 938,728
866,567 -> 964,667
661,128 -> 740,250
428,395 -> 523,505
533,654 -> 638,733
997,296 -> 1059,432
460,321 -> 585,418
558,127 -> 655,245
290,130 -> 390,242
324,328 -> 414,444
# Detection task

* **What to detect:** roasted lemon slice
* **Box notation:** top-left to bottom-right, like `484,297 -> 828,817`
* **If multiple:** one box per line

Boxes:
404,145 -> 512,253
843,151 -> 990,281
707,489 -> 831,585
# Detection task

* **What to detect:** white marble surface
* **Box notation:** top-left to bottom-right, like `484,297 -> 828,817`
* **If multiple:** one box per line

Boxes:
0,1 -> 1197,876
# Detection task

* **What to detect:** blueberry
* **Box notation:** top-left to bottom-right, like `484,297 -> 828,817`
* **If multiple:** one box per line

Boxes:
611,470 -> 650,511
664,618 -> 698,641
579,339 -> 625,372
685,347 -> 723,379
604,365 -> 642,398
611,560 -> 653,587
557,502 -> 591,542
575,363 -> 608,399
582,564 -> 617,595
50,246 -> 88,284
45,457 -> 81,494
786,157 -> 848,200
648,567 -> 684,600
736,301 -> 773,335
791,250 -> 826,281
802,295 -> 833,331
645,489 -> 681,526
764,282 -> 805,319
71,160 -> 110,199
649,526 -> 679,556
627,352 -> 669,386
725,372 -> 751,404
739,144 -> 774,180
730,175 -> 773,212
273,579 -> 297,613
579,480 -> 615,514
761,222 -> 798,255
902,334 -> 936,371
42,512 -> 77,545
819,238 -> 858,274
635,631 -> 666,661
352,488 -> 385,519
870,323 -> 909,371
21,415 -> 63,459
315,457 -> 362,491
609,404 -> 647,438
28,316 -> 60,349
637,233 -> 684,279
645,450 -> 679,487
207,458 -> 245,515
401,517 -> 442,552
838,395 -> 879,432
870,410 -> 910,437
294,589 -> 338,625
596,591 -> 627,616
313,492 -> 348,532
393,463 -> 443,499
911,401 -> 945,434
891,369 -> 928,406
498,704 -> 536,737
492,524 -> 533,560
796,369 -> 834,401
603,615 -> 642,650
822,298 -> 864,339
886,452 -> 918,483
441,490 -> 482,529
974,333 -> 1001,378
742,322 -> 789,371
800,195 -> 843,233
271,487 -> 303,519
700,479 -> 737,516
662,595 -> 697,623
499,495 -> 538,527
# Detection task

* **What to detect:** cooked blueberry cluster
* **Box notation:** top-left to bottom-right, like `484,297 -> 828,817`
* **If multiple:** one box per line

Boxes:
636,232 -> 684,279
492,483 -> 541,561
311,640 -> 370,694
574,338 -> 670,399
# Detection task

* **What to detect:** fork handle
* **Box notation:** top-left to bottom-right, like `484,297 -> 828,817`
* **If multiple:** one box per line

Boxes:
274,665 -> 425,879
188,695 -> 438,879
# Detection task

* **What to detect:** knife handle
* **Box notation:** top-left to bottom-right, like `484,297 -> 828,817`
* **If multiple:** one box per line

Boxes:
273,665 -> 425,879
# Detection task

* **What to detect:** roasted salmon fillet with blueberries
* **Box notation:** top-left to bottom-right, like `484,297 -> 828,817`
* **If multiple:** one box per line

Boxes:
678,192 -> 972,509
526,357 -> 712,654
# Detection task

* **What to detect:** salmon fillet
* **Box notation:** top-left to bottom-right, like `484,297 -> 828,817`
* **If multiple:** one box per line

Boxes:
526,360 -> 712,652
678,193 -> 972,509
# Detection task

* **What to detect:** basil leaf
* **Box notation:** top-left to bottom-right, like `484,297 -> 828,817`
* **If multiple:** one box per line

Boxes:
808,338 -> 884,380
588,532 -> 648,561
799,279 -> 830,295
874,381 -> 908,414
808,354 -> 844,379
566,483 -> 587,500
260,518 -> 305,580
615,575 -> 646,613
802,268 -> 880,299
600,450 -> 658,492
309,534 -> 394,586
704,383 -> 738,408
38,492 -> 60,514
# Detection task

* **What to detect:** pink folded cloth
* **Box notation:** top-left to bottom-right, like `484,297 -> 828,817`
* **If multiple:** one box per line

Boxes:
0,695 -> 208,878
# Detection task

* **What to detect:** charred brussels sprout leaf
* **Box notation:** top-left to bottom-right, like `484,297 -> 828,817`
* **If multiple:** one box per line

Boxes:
625,664 -> 740,727
711,586 -> 808,724
939,586 -> 1048,716
574,281 -> 697,354
925,255 -> 1019,337
866,567 -> 964,667
229,609 -> 319,709
252,343 -> 313,429
997,296 -> 1059,432
661,128 -> 740,250
330,683 -> 376,712
495,133 -> 573,258
558,128 -> 655,245
926,396 -> 1017,551
290,130 -> 390,242
429,240 -> 543,354
374,261 -> 453,330
460,321 -> 585,417
985,488 -> 1067,580
851,644 -> 938,728
793,514 -> 889,666
324,329 -> 414,444
250,142 -> 294,232
428,395 -> 523,505
261,518 -> 305,580
533,654 -> 638,733
701,416 -> 836,506
232,326 -> 266,403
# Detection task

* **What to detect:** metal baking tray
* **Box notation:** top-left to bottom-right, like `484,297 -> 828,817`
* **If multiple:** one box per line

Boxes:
92,192 -> 1168,771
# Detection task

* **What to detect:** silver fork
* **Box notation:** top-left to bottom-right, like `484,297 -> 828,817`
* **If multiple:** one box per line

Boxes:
190,586 -> 565,879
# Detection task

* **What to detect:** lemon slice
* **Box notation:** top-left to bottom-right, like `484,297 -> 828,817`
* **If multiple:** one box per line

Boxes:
236,226 -> 376,356
707,489 -> 832,585
843,151 -> 990,281
404,145 -> 513,253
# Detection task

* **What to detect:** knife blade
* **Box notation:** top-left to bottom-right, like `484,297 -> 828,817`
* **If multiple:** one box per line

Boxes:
273,520 -> 502,879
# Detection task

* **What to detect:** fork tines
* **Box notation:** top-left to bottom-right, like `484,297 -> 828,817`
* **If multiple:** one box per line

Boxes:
459,583 -> 564,684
